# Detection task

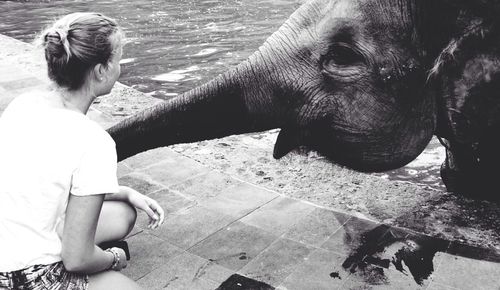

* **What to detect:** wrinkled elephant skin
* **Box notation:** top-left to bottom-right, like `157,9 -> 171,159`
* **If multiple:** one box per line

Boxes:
108,0 -> 500,200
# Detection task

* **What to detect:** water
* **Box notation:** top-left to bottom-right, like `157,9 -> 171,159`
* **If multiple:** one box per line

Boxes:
0,0 -> 446,191
0,0 -> 300,99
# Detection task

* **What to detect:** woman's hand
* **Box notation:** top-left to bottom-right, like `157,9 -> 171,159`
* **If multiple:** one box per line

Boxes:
121,186 -> 165,229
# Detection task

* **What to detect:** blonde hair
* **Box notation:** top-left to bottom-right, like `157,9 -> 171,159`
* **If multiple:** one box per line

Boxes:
39,12 -> 124,90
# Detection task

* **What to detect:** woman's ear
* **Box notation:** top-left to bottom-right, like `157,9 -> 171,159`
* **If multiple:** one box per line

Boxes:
93,63 -> 106,82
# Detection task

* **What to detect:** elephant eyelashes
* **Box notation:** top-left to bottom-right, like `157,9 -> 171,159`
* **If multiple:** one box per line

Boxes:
321,45 -> 366,79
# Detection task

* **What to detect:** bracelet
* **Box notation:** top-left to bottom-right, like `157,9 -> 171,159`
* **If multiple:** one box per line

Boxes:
105,248 -> 120,270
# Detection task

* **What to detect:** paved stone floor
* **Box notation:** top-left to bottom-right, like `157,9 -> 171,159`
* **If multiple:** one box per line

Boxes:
1,34 -> 499,289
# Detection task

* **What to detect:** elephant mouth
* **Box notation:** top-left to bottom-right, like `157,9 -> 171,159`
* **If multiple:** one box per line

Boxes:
298,123 -> 429,172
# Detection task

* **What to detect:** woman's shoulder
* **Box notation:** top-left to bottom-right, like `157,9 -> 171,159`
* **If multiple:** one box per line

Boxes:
4,88 -> 60,111
1,90 -> 48,120
5,90 -> 38,109
81,119 -> 115,145
68,114 -> 115,149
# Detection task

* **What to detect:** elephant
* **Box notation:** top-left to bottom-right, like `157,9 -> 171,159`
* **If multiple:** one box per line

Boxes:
108,0 -> 500,200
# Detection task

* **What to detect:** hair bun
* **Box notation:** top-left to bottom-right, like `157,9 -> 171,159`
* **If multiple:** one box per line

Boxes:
44,29 -> 72,61
40,12 -> 122,90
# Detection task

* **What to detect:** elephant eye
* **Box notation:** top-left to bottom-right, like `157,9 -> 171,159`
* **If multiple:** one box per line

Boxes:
327,45 -> 365,66
321,44 -> 366,79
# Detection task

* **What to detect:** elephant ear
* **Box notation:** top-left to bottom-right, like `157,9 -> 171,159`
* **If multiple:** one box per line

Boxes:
432,23 -> 500,173
273,127 -> 301,159
433,29 -> 500,195
439,52 -> 500,142
429,2 -> 500,139
436,51 -> 500,197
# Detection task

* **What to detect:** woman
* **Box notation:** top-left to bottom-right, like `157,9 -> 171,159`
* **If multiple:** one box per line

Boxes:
0,12 -> 164,289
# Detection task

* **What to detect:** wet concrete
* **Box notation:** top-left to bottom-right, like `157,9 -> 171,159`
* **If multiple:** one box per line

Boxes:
169,132 -> 500,252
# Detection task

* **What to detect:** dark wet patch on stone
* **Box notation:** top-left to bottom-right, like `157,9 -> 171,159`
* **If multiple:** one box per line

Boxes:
216,274 -> 274,290
391,239 -> 445,285
446,242 -> 500,263
341,224 -> 449,285
339,221 -> 500,287
364,255 -> 390,268
341,224 -> 392,273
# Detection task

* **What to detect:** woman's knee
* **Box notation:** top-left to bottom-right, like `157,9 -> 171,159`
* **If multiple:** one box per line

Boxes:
96,201 -> 137,243
116,201 -> 137,237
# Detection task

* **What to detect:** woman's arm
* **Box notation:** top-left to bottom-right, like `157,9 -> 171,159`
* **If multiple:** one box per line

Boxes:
104,186 -> 129,201
61,193 -> 124,273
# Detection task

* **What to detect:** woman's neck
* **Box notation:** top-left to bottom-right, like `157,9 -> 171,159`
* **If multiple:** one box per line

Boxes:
49,84 -> 96,114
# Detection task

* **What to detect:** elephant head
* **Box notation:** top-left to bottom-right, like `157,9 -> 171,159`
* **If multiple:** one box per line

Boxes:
108,0 -> 500,197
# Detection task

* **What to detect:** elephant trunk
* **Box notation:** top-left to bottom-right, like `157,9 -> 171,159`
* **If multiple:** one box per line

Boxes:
108,55 -> 283,161
108,1 -> 314,161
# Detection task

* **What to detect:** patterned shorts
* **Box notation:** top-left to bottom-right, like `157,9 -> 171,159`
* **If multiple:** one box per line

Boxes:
0,262 -> 88,290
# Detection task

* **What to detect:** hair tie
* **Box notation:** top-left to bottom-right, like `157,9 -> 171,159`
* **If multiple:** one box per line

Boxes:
56,29 -> 71,62
46,28 -> 71,62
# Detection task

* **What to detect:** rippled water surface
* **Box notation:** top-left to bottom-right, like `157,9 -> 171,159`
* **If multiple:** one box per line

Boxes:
0,0 -> 446,190
0,0 -> 299,98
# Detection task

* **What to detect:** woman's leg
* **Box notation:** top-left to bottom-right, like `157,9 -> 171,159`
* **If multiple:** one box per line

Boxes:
95,200 -> 137,244
54,201 -> 139,289
88,270 -> 142,290
87,201 -> 141,289
56,200 -> 137,243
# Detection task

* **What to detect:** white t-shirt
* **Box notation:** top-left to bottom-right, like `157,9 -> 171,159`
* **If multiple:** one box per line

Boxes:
0,91 -> 119,272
